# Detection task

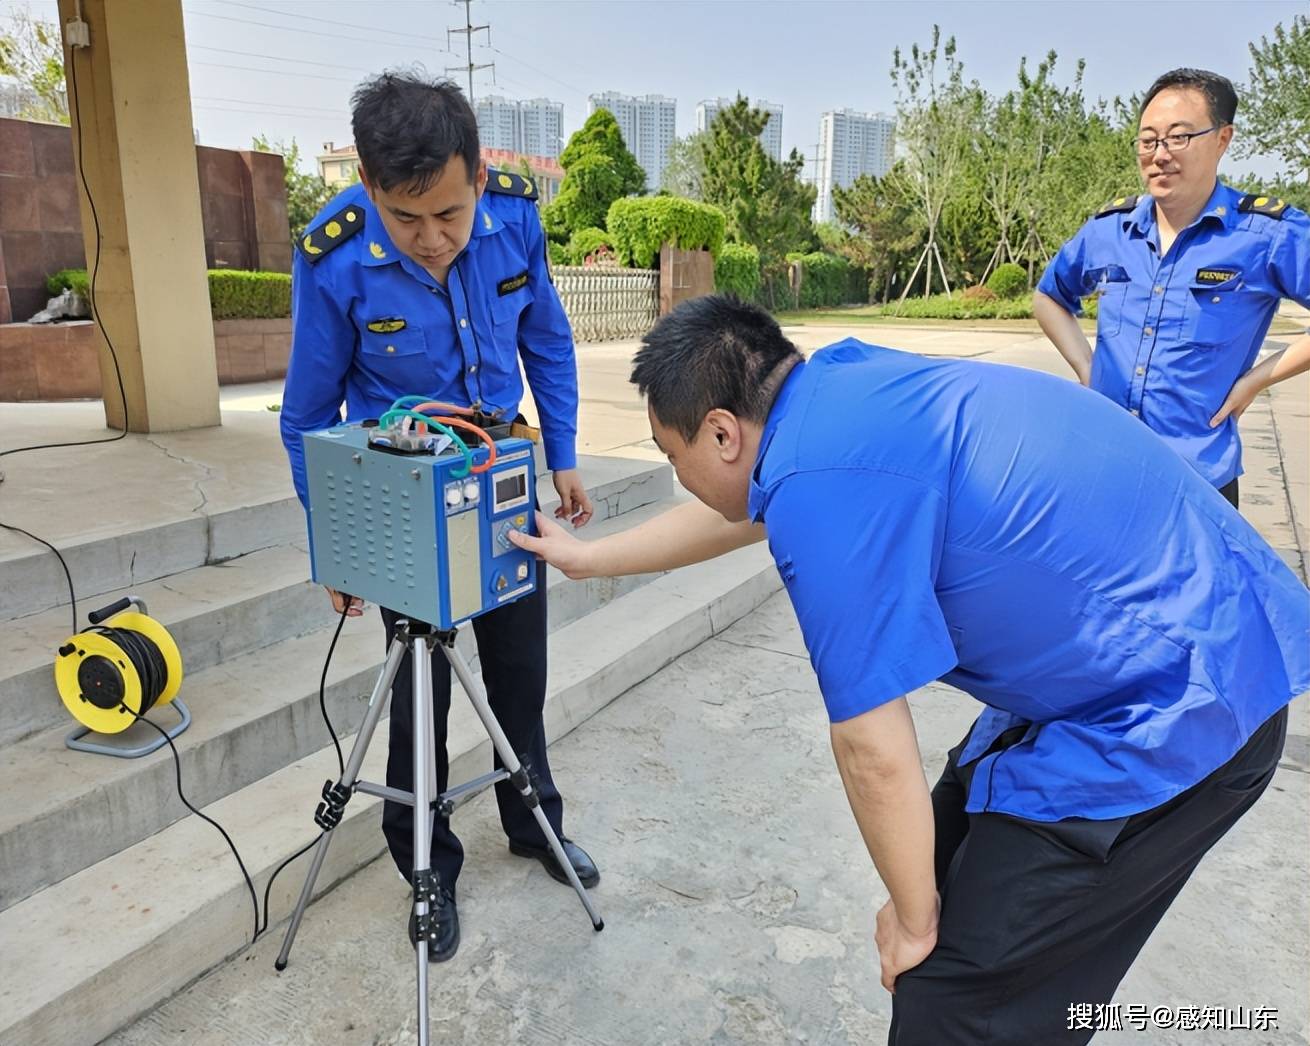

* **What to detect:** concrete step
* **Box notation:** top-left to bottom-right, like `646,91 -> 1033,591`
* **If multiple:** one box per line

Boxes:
0,452 -> 669,622
0,456 -> 673,747
0,541 -> 782,1046
0,494 -> 684,912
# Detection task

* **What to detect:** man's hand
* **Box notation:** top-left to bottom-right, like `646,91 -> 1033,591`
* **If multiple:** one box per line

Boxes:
508,511 -> 596,579
874,896 -> 939,993
1210,370 -> 1262,428
326,586 -> 364,617
552,468 -> 593,528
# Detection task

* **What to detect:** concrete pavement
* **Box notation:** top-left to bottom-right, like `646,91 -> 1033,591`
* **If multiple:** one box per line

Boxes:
4,320 -> 1305,1044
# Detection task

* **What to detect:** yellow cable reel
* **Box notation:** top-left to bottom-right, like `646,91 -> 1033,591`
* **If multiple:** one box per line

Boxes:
54,596 -> 189,757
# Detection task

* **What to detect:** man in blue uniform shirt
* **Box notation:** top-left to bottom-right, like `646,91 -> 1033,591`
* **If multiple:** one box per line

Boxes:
1035,68 -> 1310,507
280,73 -> 599,963
513,296 -> 1308,1044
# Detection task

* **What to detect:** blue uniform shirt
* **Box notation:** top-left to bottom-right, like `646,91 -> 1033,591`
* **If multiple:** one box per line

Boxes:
280,179 -> 578,507
1037,182 -> 1310,488
749,340 -> 1309,821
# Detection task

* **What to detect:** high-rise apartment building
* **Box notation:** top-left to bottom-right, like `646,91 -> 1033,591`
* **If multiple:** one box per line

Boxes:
813,109 -> 895,224
587,92 -> 676,191
474,95 -> 564,160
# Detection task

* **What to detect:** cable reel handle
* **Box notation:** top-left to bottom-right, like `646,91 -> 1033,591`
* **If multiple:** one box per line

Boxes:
87,595 -> 147,625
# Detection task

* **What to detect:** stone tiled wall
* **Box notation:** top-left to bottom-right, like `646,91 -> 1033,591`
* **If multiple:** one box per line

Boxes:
0,118 -> 292,325
0,318 -> 291,401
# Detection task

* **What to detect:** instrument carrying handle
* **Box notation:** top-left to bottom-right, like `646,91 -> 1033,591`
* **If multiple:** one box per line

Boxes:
88,596 -> 145,625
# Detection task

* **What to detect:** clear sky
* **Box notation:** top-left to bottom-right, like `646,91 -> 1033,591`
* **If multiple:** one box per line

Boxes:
4,0 -> 1302,181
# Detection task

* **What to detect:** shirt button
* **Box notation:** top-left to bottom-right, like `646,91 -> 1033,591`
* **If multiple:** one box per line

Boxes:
386,345 -> 395,354
1130,409 -> 1140,417
1136,366 -> 1145,375
469,364 -> 479,373
1211,296 -> 1221,304
459,318 -> 468,328
1154,286 -> 1163,294
1143,326 -> 1153,336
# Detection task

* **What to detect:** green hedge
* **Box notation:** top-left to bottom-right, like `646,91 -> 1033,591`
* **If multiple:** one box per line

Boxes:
208,270 -> 292,319
714,243 -> 761,300
606,196 -> 725,269
44,268 -> 292,319
564,226 -> 615,265
986,262 -> 1028,299
45,268 -> 91,298
786,252 -> 866,309
871,291 -> 1100,321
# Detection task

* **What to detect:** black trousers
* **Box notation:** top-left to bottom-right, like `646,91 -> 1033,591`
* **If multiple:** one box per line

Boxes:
1218,477 -> 1239,508
378,565 -> 563,898
888,705 -> 1288,1045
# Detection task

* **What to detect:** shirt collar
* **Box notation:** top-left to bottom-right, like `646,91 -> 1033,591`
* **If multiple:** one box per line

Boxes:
747,359 -> 807,523
1131,179 -> 1241,237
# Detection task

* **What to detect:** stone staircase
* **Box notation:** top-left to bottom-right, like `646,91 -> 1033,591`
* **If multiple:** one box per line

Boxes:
0,453 -> 781,1046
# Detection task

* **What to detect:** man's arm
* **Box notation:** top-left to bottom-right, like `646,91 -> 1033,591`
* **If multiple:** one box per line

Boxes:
509,500 -> 765,578
830,699 -> 939,990
1034,290 -> 1094,386
1210,333 -> 1310,427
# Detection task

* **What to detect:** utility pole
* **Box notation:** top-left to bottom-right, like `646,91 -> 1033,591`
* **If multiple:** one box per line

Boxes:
446,0 -> 494,103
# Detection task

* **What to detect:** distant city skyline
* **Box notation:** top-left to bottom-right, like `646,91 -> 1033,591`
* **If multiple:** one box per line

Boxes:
696,97 -> 784,162
813,110 -> 896,224
588,91 -> 676,191
3,0 -> 1298,184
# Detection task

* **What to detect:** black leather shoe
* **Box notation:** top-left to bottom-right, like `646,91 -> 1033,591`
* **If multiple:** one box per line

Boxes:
508,838 -> 600,888
406,887 -> 459,962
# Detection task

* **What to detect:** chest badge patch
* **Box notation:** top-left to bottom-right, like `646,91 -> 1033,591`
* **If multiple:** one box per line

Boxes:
1194,268 -> 1240,285
497,271 -> 530,296
366,318 -> 407,334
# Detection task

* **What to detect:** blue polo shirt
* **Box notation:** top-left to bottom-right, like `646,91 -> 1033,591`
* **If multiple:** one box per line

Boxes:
280,178 -> 578,508
1037,181 -> 1310,488
749,340 -> 1308,821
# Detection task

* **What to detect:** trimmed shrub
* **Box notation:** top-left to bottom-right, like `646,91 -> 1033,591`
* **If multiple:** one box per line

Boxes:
960,284 -> 997,304
714,243 -> 761,300
547,241 -> 568,266
788,252 -> 865,309
986,262 -> 1028,299
565,227 -> 615,265
606,196 -> 726,269
45,268 -> 91,298
45,268 -> 293,319
208,270 -> 292,319
881,292 -> 1034,320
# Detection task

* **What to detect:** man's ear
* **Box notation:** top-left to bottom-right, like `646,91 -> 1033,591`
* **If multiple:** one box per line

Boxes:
474,159 -> 489,198
706,409 -> 744,463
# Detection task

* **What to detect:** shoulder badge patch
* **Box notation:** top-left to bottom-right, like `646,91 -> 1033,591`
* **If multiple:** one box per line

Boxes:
485,168 -> 538,201
300,203 -> 365,262
1095,195 -> 1139,218
1237,194 -> 1288,220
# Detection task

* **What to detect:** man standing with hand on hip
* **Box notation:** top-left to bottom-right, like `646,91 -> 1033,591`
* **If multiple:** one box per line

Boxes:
1035,68 -> 1310,507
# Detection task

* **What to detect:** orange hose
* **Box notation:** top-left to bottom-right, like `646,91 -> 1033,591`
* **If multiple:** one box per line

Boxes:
429,416 -> 497,473
412,400 -> 477,417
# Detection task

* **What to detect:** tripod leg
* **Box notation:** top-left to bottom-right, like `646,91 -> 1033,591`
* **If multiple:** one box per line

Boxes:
440,638 -> 604,931
275,635 -> 408,970
410,634 -> 433,1046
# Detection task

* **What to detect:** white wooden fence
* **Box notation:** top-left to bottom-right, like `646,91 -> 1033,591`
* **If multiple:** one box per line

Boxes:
552,265 -> 659,343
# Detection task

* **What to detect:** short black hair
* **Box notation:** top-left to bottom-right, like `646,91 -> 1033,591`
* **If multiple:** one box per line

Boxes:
351,72 -> 480,194
1140,68 -> 1238,126
631,295 -> 803,443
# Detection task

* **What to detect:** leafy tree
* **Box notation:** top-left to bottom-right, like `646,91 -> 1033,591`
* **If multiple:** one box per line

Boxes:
660,131 -> 708,199
831,168 -> 922,302
696,95 -> 816,306
252,136 -> 334,242
542,108 -> 644,238
888,27 -> 980,302
1237,15 -> 1309,180
0,10 -> 68,123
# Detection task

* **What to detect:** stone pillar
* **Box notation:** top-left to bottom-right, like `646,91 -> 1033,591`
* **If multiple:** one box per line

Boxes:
57,0 -> 219,431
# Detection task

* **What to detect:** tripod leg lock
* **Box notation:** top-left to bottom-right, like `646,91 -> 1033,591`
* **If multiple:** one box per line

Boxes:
412,869 -> 442,942
314,778 -> 353,831
509,759 -> 540,810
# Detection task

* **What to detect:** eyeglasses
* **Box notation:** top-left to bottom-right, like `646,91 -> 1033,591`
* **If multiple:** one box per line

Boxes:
1132,126 -> 1223,156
